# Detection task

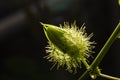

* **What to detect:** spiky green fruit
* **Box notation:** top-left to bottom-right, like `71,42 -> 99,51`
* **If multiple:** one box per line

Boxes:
41,22 -> 95,73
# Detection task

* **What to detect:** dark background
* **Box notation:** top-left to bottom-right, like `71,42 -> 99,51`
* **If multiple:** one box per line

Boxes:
0,0 -> 120,80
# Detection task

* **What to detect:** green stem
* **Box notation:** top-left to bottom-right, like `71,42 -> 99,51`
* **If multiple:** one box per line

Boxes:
81,56 -> 90,69
78,22 -> 120,80
91,22 -> 120,69
98,73 -> 120,80
78,69 -> 91,80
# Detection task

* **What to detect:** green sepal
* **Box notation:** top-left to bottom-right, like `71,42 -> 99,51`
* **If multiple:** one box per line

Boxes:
41,22 -> 79,56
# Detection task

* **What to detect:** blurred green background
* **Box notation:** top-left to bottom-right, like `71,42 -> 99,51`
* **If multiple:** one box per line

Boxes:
0,0 -> 120,80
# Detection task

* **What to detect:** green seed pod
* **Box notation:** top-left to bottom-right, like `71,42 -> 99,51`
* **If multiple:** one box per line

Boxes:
41,22 -> 95,73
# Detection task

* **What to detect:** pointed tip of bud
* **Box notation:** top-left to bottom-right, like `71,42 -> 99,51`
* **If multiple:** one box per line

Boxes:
40,22 -> 46,25
40,22 -> 48,30
40,22 -> 44,25
40,22 -> 53,28
40,22 -> 45,27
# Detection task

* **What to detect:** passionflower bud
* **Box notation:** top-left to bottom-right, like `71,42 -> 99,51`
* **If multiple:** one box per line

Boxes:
41,22 -> 95,73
